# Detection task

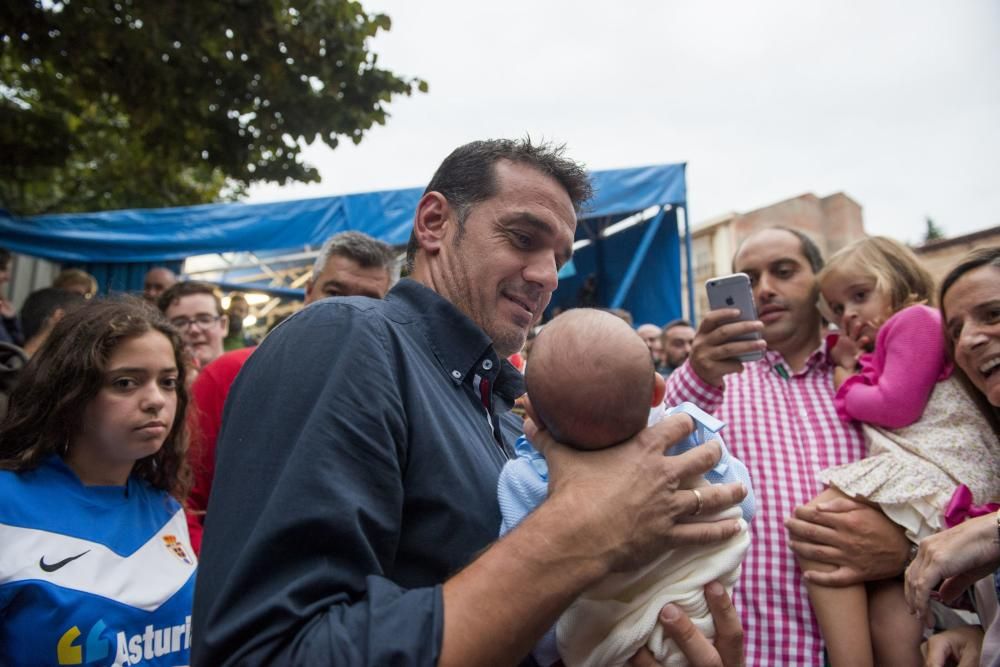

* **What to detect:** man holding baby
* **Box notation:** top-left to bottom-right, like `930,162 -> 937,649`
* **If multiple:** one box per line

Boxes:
192,138 -> 747,666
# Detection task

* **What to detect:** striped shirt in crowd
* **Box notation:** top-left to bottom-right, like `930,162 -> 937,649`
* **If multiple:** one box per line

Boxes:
665,342 -> 866,666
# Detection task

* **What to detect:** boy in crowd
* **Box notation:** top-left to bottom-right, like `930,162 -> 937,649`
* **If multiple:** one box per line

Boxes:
158,281 -> 229,369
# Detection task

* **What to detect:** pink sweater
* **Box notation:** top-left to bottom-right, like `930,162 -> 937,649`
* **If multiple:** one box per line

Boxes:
834,304 -> 952,429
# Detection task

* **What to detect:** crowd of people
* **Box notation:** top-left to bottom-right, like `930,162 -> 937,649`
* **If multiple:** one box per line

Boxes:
0,137 -> 998,667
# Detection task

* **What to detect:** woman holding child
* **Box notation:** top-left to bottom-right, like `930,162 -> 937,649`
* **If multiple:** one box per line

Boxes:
904,247 -> 1000,667
789,237 -> 1000,666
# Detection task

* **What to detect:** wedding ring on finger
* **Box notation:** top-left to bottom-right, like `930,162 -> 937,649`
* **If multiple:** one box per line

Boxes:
691,488 -> 704,516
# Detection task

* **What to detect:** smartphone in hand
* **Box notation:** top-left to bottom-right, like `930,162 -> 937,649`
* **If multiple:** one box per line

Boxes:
705,273 -> 764,362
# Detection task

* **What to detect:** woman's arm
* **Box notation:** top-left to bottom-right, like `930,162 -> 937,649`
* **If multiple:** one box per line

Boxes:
905,511 -> 1000,617
923,626 -> 984,667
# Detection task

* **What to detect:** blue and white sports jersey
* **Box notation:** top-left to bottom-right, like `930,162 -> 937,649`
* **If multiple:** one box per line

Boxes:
0,457 -> 196,667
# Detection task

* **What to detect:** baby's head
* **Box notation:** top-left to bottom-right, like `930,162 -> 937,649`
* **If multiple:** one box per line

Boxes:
525,308 -> 664,450
818,236 -> 935,344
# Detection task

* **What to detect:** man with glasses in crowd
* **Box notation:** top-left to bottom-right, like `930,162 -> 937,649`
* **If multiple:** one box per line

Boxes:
158,281 -> 228,369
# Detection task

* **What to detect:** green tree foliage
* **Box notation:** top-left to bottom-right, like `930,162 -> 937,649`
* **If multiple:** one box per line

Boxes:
0,1 -> 426,215
924,216 -> 944,242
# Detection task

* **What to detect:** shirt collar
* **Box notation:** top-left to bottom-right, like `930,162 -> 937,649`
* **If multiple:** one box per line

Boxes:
762,340 -> 831,378
43,455 -> 134,502
386,279 -> 526,400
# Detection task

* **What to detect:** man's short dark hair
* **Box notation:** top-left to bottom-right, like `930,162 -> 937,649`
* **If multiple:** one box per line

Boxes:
20,288 -> 86,341
157,281 -> 224,315
734,226 -> 824,274
311,231 -> 395,281
662,318 -> 692,332
0,248 -> 10,272
405,138 -> 593,271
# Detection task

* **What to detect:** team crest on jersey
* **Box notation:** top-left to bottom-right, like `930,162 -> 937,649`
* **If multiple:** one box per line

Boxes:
161,535 -> 193,565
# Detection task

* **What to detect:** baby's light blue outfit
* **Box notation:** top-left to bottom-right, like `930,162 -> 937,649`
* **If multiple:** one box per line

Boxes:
497,401 -> 756,667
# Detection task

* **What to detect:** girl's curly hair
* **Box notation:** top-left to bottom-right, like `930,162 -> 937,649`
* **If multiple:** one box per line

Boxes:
0,297 -> 191,500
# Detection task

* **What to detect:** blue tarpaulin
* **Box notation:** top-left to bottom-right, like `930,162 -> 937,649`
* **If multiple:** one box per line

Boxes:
548,206 -> 683,327
0,163 -> 690,325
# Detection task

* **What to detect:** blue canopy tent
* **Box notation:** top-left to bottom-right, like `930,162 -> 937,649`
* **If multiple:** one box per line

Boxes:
0,163 -> 695,325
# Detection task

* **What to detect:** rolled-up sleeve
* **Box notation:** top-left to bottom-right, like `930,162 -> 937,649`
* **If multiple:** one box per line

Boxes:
664,359 -> 725,414
192,301 -> 442,666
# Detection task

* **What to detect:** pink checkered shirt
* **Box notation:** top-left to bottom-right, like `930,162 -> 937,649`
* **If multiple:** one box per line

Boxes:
665,343 -> 866,666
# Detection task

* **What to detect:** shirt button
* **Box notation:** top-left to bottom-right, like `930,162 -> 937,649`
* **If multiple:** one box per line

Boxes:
482,359 -> 493,370
451,370 -> 462,379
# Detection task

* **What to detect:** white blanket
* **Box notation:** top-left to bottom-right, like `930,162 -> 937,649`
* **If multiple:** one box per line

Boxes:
556,506 -> 750,667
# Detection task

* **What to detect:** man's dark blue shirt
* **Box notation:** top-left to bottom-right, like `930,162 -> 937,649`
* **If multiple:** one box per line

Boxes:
193,279 -> 528,666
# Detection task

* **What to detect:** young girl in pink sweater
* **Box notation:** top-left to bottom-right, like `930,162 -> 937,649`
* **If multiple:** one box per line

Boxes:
798,237 -> 1000,667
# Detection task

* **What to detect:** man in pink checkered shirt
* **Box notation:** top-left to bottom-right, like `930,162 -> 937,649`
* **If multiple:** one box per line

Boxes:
664,227 -> 912,665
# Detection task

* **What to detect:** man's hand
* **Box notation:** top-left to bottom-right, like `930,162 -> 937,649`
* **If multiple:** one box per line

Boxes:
440,416 -> 746,667
904,513 -> 1000,617
527,413 -> 747,575
628,582 -> 745,667
0,297 -> 14,319
785,495 -> 909,586
922,626 -> 984,667
688,309 -> 766,388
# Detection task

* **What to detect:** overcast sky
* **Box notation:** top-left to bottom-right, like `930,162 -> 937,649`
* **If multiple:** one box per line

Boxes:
247,1 -> 1000,245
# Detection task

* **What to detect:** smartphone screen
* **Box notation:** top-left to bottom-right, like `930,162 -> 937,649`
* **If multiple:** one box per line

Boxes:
705,273 -> 764,362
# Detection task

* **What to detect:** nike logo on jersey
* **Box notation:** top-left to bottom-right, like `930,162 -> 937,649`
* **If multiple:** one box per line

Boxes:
40,550 -> 90,572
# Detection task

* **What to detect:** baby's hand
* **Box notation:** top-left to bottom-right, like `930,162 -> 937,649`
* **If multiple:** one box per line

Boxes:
830,333 -> 862,370
842,317 -> 876,352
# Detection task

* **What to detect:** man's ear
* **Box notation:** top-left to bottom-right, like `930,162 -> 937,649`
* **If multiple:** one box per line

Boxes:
411,191 -> 453,257
219,314 -> 230,332
303,279 -> 316,305
651,373 -> 666,407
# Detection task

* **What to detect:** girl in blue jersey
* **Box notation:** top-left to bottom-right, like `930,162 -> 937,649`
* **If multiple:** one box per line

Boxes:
0,298 -> 196,667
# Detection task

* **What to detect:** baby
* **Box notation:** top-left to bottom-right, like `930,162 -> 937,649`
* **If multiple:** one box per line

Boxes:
498,308 -> 753,667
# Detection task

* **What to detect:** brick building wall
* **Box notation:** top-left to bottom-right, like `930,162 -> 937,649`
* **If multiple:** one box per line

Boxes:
681,192 -> 867,322
914,225 -> 1000,284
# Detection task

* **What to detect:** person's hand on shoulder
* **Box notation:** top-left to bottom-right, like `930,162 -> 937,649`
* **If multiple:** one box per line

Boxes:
688,309 -> 765,388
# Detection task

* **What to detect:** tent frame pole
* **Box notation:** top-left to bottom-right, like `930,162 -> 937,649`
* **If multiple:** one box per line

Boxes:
609,206 -> 666,310
681,203 -> 696,326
